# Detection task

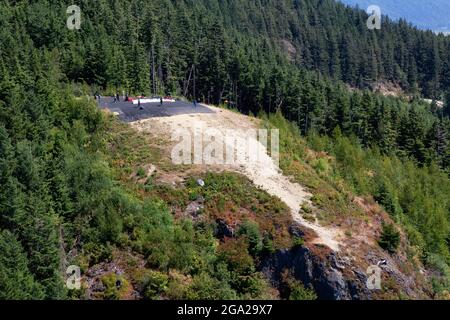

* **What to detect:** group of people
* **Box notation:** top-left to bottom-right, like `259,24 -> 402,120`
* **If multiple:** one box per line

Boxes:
94,91 -> 199,110
112,93 -> 121,103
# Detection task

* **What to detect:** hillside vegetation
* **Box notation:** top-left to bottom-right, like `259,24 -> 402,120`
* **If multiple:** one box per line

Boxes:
264,112 -> 450,296
0,0 -> 449,299
3,0 -> 449,169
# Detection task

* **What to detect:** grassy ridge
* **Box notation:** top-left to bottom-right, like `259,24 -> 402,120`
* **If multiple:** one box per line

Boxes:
263,111 -> 450,296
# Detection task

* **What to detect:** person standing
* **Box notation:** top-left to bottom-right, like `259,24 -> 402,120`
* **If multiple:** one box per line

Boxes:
160,97 -> 163,107
138,98 -> 143,110
193,99 -> 197,109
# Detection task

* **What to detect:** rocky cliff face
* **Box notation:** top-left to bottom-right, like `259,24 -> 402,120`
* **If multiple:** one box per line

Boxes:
261,245 -> 372,300
260,216 -> 432,300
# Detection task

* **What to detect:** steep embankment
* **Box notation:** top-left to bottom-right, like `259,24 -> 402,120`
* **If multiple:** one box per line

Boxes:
132,105 -> 342,251
125,105 -> 432,299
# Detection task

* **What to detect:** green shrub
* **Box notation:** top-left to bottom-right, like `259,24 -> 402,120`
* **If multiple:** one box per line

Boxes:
289,283 -> 317,300
82,243 -> 113,267
101,273 -> 130,300
218,238 -> 255,275
237,220 -> 263,256
426,254 -> 450,295
262,234 -> 276,254
0,230 -> 45,299
378,223 -> 401,253
313,158 -> 329,174
374,180 -> 402,218
301,204 -> 313,214
186,272 -> 237,300
310,194 -> 324,206
237,273 -> 271,298
137,270 -> 169,300
136,167 -> 146,178
292,236 -> 305,248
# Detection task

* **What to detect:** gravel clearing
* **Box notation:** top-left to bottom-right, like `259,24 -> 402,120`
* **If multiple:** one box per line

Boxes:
131,104 -> 342,251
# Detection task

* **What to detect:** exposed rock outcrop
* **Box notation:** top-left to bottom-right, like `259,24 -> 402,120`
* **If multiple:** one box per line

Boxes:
214,219 -> 235,239
261,245 -> 372,300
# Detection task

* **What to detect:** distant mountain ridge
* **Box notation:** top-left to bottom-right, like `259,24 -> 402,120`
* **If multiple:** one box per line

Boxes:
338,0 -> 450,33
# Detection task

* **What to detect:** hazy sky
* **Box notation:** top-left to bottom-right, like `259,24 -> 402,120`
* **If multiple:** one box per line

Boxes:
338,0 -> 450,32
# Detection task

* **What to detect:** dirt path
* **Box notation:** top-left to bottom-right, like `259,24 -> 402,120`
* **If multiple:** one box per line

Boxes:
131,105 -> 342,251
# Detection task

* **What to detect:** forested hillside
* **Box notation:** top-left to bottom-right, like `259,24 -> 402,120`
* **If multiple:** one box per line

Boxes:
15,0 -> 450,98
3,0 -> 448,169
1,0 -> 450,299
